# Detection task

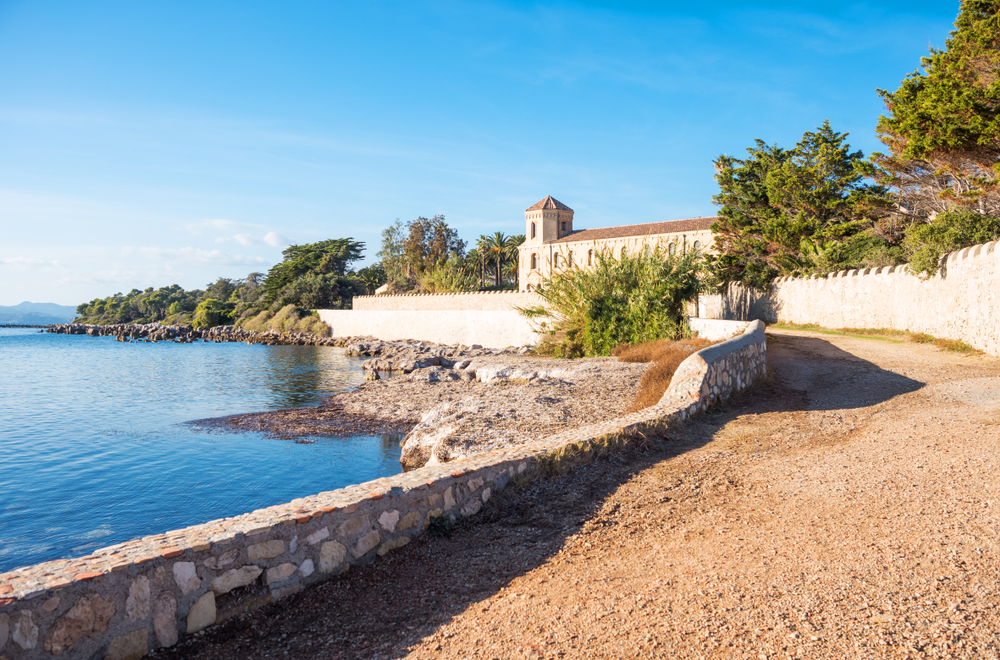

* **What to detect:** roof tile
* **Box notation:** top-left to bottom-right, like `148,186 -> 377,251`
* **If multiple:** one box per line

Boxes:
526,196 -> 573,212
549,216 -> 717,244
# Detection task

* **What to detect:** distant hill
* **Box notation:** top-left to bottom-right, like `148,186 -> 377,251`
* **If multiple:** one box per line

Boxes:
0,301 -> 78,325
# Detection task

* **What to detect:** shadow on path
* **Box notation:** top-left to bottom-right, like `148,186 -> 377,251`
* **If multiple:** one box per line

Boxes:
155,333 -> 926,660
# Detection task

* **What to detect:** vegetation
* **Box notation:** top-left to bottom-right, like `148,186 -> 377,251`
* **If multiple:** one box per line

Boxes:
75,238 -> 366,333
520,246 -> 705,358
772,323 -> 984,354
376,216 -> 524,293
614,338 -> 714,412
711,122 -> 893,289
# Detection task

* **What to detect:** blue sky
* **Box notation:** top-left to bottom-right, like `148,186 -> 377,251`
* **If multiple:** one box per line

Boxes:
0,0 -> 958,306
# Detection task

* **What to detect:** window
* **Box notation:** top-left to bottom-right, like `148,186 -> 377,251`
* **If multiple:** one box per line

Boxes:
587,249 -> 594,266
693,240 -> 701,254
561,221 -> 566,232
668,243 -> 676,256
568,251 -> 574,266
554,253 -> 560,268
531,223 -> 536,239
531,253 -> 538,270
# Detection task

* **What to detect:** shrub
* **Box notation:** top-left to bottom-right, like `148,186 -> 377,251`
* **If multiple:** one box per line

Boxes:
191,298 -> 234,329
614,338 -> 714,412
904,212 -> 1000,276
521,247 -> 705,357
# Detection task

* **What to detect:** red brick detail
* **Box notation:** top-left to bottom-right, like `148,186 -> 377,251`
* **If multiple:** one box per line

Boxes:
319,506 -> 337,513
0,585 -> 12,594
310,511 -> 324,518
135,556 -> 156,564
73,571 -> 103,581
0,598 -> 15,607
451,472 -> 465,478
425,481 -> 435,488
45,580 -> 73,590
160,549 -> 184,559
295,516 -> 311,524
369,493 -> 384,500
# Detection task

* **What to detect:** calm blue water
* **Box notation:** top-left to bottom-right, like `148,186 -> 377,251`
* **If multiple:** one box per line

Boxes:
0,328 -> 401,573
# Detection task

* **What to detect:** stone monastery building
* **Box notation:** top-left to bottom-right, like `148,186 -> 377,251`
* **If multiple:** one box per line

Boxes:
518,196 -> 717,292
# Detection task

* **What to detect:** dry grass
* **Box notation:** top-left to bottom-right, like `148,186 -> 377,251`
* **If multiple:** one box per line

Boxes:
774,323 -> 984,355
614,337 -> 714,413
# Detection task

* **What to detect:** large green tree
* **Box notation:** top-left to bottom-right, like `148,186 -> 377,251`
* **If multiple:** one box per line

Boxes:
712,122 -> 891,289
875,0 -> 1000,219
262,238 -> 364,304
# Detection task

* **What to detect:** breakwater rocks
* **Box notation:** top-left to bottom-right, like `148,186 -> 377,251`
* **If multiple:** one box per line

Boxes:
46,323 -> 341,346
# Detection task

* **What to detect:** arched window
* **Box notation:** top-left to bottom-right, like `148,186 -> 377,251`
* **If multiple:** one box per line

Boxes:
587,249 -> 594,266
693,240 -> 701,254
668,242 -> 677,256
531,223 -> 536,239
620,246 -> 628,258
644,244 -> 652,256
530,253 -> 538,270
554,253 -> 561,268
560,221 -> 566,232
568,251 -> 574,266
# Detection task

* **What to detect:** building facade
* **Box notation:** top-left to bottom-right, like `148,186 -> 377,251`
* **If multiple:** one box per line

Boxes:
517,196 -> 716,292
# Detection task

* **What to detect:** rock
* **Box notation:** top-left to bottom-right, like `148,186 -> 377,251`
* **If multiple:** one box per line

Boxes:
352,530 -> 381,559
186,592 -> 216,634
153,593 -> 178,647
203,549 -> 237,570
398,511 -> 422,531
398,397 -> 481,468
319,541 -> 347,573
43,597 -> 61,613
444,486 -> 456,510
377,536 -> 410,556
172,562 -> 200,595
12,611 -> 37,650
44,595 -> 115,655
265,563 -> 297,585
339,515 -> 370,537
0,613 -> 8,650
104,629 -> 148,660
378,510 -> 400,532
289,535 -> 298,554
210,565 -> 263,594
305,527 -> 330,545
299,559 -> 315,577
126,576 -> 151,620
461,498 -> 482,517
247,540 -> 284,560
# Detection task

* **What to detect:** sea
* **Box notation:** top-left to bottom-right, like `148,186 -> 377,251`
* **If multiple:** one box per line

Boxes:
0,327 -> 401,573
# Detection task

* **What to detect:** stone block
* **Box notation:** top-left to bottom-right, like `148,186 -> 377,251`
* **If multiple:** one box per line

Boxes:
126,576 -> 151,621
378,510 -> 400,532
397,511 -> 422,531
377,536 -> 410,557
461,499 -> 482,518
305,527 -> 330,545
299,559 -> 314,577
104,628 -> 148,660
481,487 -> 492,503
0,613 -> 8,651
339,515 -> 370,537
443,487 -> 456,510
289,535 -> 298,554
12,611 -> 36,651
210,565 -> 263,595
186,592 -> 216,634
172,562 -> 200,595
424,508 -> 443,529
202,549 -> 237,570
352,530 -> 380,559
247,540 -> 285,561
44,595 -> 114,655
319,541 -> 347,573
265,563 -> 297,585
427,493 -> 442,507
153,593 -> 177,647
43,597 -> 61,613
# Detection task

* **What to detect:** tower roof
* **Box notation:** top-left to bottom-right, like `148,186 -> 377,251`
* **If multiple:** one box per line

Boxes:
526,196 -> 573,212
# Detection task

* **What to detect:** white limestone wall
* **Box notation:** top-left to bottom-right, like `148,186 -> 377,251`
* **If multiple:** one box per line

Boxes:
688,318 -> 749,341
352,291 -> 540,312
702,240 -> 1000,356
318,310 -> 540,348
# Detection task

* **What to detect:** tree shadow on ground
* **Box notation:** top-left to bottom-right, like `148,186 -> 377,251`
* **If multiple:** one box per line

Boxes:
154,333 -> 926,660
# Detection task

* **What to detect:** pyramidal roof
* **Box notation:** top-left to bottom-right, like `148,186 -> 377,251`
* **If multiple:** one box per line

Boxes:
526,196 -> 573,212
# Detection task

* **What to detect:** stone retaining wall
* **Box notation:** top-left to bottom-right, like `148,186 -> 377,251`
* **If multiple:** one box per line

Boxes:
0,322 -> 766,660
698,240 -> 1000,356
352,291 -> 542,312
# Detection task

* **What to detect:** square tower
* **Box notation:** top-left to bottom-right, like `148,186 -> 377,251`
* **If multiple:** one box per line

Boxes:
524,196 -> 574,246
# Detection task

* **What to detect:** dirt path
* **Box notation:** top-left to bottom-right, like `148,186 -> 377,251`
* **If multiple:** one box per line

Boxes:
156,329 -> 1000,660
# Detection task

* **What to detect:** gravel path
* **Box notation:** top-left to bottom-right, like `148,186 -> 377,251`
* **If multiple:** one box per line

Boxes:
156,329 -> 1000,660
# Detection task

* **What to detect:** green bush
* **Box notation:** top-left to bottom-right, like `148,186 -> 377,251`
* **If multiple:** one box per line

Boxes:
191,298 -> 234,329
904,212 -> 1000,276
520,246 -> 704,357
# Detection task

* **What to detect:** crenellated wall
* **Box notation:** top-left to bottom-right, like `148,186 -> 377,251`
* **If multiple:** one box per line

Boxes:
0,321 -> 767,660
699,240 -> 1000,356
352,291 -> 541,312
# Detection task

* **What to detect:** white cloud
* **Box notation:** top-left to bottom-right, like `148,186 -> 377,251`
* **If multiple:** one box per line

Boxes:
0,257 -> 60,271
263,231 -> 289,247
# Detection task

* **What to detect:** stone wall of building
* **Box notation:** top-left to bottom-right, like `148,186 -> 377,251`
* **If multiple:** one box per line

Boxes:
699,240 -> 1000,357
0,322 -> 767,660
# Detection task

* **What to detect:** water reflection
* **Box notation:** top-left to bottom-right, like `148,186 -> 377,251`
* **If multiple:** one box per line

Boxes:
258,345 -> 367,408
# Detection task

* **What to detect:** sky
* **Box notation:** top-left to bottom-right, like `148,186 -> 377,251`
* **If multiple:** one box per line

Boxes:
0,0 -> 960,306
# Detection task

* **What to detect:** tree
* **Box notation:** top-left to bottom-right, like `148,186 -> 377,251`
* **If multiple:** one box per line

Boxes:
402,215 -> 465,278
875,0 -> 1000,219
356,264 -> 387,294
377,221 -> 406,283
262,239 -> 364,304
192,299 -> 234,328
712,122 -> 891,289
